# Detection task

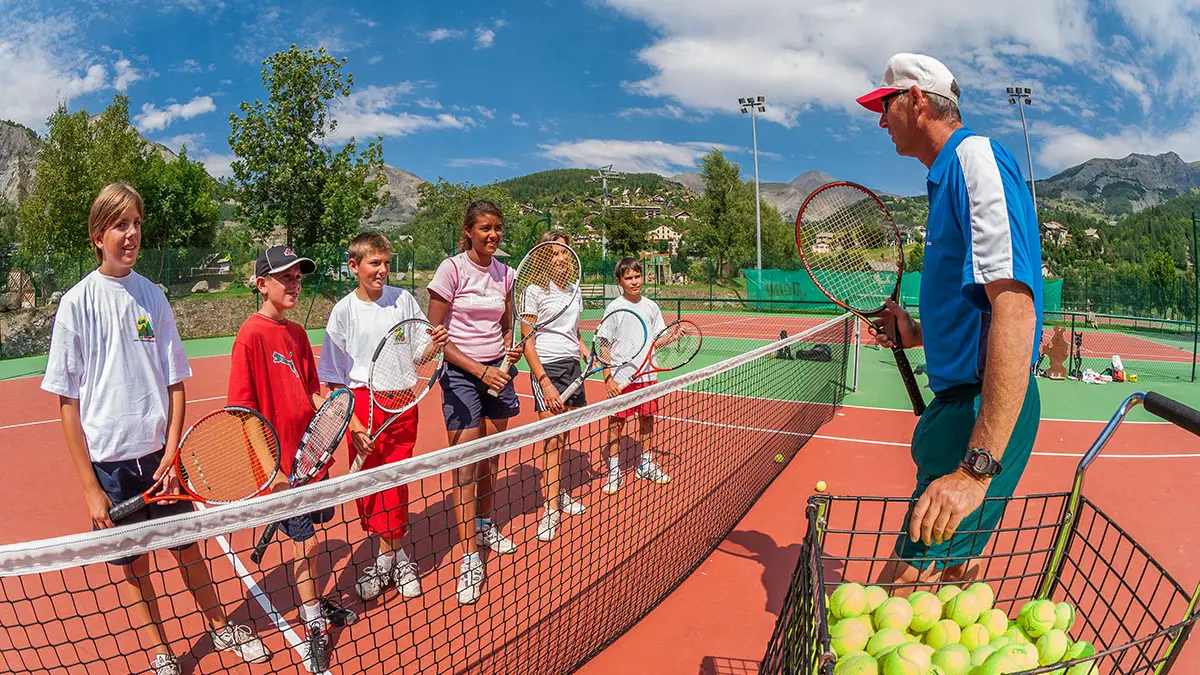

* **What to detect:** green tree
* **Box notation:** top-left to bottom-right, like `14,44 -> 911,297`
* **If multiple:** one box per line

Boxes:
138,146 -> 222,249
691,149 -> 756,277
410,179 -> 519,268
228,45 -> 385,250
597,208 -> 648,258
906,235 -> 924,273
0,199 -> 16,280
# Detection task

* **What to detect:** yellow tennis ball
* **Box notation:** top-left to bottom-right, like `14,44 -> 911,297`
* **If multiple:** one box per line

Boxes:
988,637 -> 1011,652
816,480 -> 828,492
867,628 -> 909,658
960,624 -> 991,652
944,591 -> 983,628
999,642 -> 1039,670
979,652 -> 1022,675
831,617 -> 874,657
978,609 -> 1008,640
865,585 -> 890,613
1018,600 -> 1058,638
970,645 -> 998,667
831,583 -> 870,620
964,583 -> 995,612
1063,640 -> 1095,662
1036,629 -> 1069,666
924,619 -> 962,650
834,651 -> 879,675
931,643 -> 971,675
1002,625 -> 1032,645
908,591 -> 943,634
1053,602 -> 1076,632
874,597 -> 914,632
880,642 -> 932,675
936,586 -> 963,605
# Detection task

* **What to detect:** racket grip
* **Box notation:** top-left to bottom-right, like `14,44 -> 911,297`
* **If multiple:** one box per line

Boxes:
560,377 -> 584,402
249,523 -> 280,564
349,449 -> 369,473
108,495 -> 149,523
891,346 -> 926,416
485,356 -> 514,397
1144,392 -> 1200,437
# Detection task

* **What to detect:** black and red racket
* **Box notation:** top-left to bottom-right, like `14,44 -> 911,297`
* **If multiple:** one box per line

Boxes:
249,388 -> 354,564
107,407 -> 282,522
795,180 -> 925,416
615,320 -> 702,392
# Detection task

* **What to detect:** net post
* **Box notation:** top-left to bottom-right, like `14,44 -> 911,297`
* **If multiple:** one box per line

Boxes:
1192,213 -> 1198,383
852,319 -> 860,393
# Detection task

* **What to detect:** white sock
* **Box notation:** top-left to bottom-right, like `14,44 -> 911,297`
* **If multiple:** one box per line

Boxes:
301,602 -> 324,629
608,456 -> 620,472
376,552 -> 394,573
463,551 -> 481,569
393,548 -> 410,565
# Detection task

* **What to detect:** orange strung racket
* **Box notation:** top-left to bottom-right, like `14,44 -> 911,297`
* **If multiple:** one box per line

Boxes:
107,407 -> 282,522
615,320 -> 703,392
795,180 -> 925,416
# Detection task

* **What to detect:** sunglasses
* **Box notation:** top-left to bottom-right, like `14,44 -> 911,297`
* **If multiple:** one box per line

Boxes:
881,91 -> 907,113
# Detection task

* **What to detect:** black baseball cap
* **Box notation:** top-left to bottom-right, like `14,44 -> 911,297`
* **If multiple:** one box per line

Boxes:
254,246 -> 316,279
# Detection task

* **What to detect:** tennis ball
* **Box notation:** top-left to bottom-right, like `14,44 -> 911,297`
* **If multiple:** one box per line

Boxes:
978,652 -> 1022,675
775,453 -> 785,463
1018,599 -> 1058,638
936,586 -> 963,605
944,591 -> 983,628
874,597 -> 914,632
997,642 -> 1039,670
931,643 -> 971,675
831,617 -> 873,657
928,666 -> 946,675
909,591 -> 943,634
1065,662 -> 1098,675
831,583 -> 870,620
970,645 -> 998,667
816,480 -> 828,492
1053,602 -> 1076,632
1001,625 -> 1033,645
978,609 -> 1009,640
960,624 -> 991,652
1063,640 -> 1095,661
880,642 -> 932,675
1036,629 -> 1069,665
834,651 -> 879,675
865,586 -> 890,613
924,619 -> 962,650
965,583 -> 995,613
867,628 -> 909,658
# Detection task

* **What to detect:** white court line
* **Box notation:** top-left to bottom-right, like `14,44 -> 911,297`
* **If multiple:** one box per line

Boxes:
0,395 -> 228,432
838,402 -> 1175,425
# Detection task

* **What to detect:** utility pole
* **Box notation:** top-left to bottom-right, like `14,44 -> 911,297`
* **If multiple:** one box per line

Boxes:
1006,86 -> 1037,208
739,95 -> 766,270
589,164 -> 624,259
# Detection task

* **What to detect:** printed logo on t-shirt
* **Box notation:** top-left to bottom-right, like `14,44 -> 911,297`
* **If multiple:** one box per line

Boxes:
272,351 -> 299,378
135,317 -> 156,342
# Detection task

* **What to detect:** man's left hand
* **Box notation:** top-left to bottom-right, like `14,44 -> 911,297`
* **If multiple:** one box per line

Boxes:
909,470 -> 989,546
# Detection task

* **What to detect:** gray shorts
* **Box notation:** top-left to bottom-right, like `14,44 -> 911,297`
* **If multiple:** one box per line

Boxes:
530,358 -> 587,412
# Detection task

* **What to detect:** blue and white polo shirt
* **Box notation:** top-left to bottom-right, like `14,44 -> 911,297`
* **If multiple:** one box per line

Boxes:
919,126 -> 1043,393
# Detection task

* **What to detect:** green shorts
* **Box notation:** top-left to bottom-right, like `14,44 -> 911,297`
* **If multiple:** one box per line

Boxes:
895,373 -> 1040,571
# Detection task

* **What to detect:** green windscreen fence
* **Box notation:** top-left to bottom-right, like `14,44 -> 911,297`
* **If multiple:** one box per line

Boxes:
743,269 -> 1063,313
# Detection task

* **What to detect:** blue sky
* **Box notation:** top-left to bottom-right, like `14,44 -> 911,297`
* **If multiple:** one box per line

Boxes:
3,0 -> 1199,197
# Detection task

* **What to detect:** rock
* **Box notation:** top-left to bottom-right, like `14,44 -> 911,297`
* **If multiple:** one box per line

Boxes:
1,292 -> 17,311
191,280 -> 209,294
48,291 -> 62,305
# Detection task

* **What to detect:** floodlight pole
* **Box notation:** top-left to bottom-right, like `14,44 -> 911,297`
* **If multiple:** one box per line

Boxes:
740,95 -> 765,271
1007,86 -> 1037,208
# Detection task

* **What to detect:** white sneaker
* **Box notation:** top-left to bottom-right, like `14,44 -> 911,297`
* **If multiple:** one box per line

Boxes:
392,561 -> 422,598
456,558 -> 484,605
637,461 -> 671,484
355,564 -> 392,602
558,490 -> 585,515
211,623 -> 272,664
151,654 -> 181,675
477,522 -> 517,554
537,507 -> 561,542
603,468 -> 622,495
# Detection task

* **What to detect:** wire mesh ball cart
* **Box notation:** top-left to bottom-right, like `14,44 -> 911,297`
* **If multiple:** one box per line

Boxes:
759,392 -> 1200,675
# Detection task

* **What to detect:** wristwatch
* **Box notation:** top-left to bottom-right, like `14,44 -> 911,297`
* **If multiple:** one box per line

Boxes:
961,447 -> 1002,479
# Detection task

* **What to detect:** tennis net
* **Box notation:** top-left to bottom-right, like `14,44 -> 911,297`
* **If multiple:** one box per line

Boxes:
0,314 -> 854,675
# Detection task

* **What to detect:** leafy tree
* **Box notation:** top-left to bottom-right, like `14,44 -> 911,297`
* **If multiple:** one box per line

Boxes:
596,208 -> 648,258
410,179 -> 520,268
0,200 -> 17,280
228,45 -> 385,250
138,146 -> 221,249
690,149 -> 751,277
906,235 -> 924,273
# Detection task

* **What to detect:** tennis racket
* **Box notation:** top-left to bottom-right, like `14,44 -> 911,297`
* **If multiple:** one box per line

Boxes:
559,308 -> 648,402
351,318 -> 446,472
615,320 -> 703,392
107,406 -> 282,522
795,180 -> 925,416
487,241 -> 582,397
249,388 -> 354,564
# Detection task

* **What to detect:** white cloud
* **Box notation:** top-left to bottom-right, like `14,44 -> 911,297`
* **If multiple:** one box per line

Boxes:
159,133 -> 206,152
511,113 -> 528,127
447,157 -> 510,168
540,139 -> 739,175
173,59 -> 203,74
367,55 -> 383,65
199,153 -> 237,180
329,85 -> 478,141
0,18 -> 109,128
427,28 -> 464,42
356,18 -> 379,28
475,27 -> 496,49
134,96 -> 217,133
476,106 -> 496,120
416,98 -> 443,110
1037,116 -> 1200,171
112,59 -> 142,91
618,104 -> 703,122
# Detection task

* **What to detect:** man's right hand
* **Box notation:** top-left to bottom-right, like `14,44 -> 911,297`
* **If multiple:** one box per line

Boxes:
872,298 -> 922,349
86,487 -> 115,530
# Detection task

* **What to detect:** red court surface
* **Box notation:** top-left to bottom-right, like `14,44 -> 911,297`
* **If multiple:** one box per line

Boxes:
2,347 -> 1198,673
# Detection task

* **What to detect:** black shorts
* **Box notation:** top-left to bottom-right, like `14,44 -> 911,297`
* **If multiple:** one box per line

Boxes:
439,357 -> 521,431
530,358 -> 587,413
92,449 -> 194,566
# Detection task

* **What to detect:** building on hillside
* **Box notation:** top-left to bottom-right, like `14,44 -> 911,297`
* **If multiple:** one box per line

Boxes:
518,203 -> 542,216
1043,221 -> 1068,244
583,197 -> 599,206
812,232 -> 835,254
611,204 -> 662,218
647,224 -> 683,255
563,197 -> 577,206
673,211 -> 692,221
1083,228 -> 1099,239
651,194 -> 665,203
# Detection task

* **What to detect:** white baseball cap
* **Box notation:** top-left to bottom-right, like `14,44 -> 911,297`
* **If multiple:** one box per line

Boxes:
856,53 -> 959,113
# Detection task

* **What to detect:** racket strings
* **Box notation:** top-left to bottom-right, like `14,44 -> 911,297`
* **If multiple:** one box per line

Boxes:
371,320 -> 443,413
798,185 -> 901,310
178,410 -> 280,502
293,393 -> 353,479
652,322 -> 702,369
593,311 -> 647,366
514,242 -> 581,327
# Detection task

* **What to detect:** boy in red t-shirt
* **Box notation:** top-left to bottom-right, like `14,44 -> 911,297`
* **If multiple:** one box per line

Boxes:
228,246 -> 356,673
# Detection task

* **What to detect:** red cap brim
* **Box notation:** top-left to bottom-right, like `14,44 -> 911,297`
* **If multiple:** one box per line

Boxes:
856,87 -> 899,113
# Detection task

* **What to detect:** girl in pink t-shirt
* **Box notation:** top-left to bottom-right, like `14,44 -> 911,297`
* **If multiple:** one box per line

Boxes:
426,199 -> 523,606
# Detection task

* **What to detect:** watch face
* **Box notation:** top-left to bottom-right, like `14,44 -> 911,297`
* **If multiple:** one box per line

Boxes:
971,455 -> 990,472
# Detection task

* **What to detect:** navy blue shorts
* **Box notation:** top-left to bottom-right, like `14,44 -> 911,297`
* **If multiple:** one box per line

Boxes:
440,357 -> 520,431
277,505 -> 336,543
93,449 -> 195,566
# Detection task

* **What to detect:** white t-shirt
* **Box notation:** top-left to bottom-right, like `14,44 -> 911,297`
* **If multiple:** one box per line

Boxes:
603,295 -> 667,384
41,270 -> 192,463
522,283 -> 582,364
318,285 -> 427,390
